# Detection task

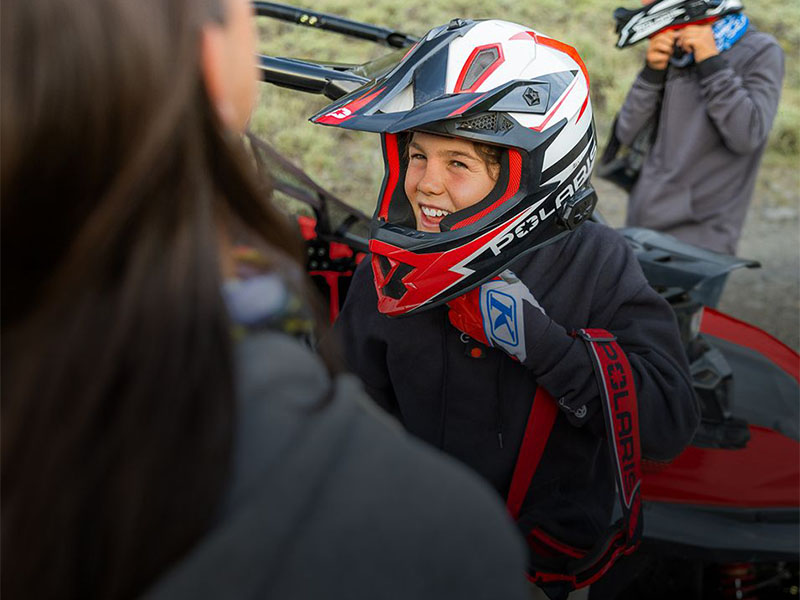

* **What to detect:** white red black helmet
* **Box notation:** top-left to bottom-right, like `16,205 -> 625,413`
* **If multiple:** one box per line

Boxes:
311,19 -> 598,316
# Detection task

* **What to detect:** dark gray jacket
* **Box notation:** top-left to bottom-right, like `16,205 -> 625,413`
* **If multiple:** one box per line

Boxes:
146,333 -> 529,599
336,222 -> 699,550
617,28 -> 784,254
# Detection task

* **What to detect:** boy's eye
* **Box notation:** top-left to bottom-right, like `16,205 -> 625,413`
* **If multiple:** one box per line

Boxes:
410,153 -> 426,161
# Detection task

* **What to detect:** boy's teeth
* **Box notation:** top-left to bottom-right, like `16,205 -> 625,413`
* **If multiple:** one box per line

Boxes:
421,206 -> 451,218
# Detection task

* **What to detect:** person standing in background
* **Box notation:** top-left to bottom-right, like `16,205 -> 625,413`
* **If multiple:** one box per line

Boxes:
617,4 -> 784,261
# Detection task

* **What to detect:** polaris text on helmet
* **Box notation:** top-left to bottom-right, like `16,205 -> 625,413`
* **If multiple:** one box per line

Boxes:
311,19 -> 598,316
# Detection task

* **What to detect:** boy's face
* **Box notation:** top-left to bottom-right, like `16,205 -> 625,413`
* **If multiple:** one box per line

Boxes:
404,132 -> 499,233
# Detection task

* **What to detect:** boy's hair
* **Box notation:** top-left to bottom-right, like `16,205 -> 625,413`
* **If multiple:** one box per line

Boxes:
474,143 -> 504,180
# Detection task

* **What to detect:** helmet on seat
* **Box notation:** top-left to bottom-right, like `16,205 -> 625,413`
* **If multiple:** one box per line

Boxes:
312,19 -> 598,316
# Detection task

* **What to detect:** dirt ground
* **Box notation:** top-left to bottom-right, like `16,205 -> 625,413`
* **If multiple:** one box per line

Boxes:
593,176 -> 800,351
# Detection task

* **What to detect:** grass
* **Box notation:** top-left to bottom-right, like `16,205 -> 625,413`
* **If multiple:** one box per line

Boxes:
252,0 -> 799,214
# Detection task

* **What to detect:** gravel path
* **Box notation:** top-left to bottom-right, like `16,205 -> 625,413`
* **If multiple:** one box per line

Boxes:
593,177 -> 800,351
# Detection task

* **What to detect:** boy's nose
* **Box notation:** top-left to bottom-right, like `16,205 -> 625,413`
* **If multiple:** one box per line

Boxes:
417,161 -> 445,195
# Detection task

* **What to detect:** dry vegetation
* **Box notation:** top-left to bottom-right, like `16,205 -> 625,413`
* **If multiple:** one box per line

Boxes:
252,0 -> 799,215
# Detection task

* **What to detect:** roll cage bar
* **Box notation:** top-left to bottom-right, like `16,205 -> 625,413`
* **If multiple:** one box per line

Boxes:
254,1 -> 418,100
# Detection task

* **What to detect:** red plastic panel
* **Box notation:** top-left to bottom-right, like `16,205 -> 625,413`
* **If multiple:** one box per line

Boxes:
700,308 -> 799,384
642,425 -> 800,507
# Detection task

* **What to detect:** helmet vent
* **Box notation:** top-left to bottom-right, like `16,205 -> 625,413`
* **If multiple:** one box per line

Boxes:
456,113 -> 513,133
460,47 -> 500,90
376,254 -> 393,277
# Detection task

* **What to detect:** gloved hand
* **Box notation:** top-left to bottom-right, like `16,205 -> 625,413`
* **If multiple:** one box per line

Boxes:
447,270 -> 547,363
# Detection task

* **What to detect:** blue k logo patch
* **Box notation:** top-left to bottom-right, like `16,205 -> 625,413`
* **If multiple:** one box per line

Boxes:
486,290 -> 519,347
476,270 -> 541,363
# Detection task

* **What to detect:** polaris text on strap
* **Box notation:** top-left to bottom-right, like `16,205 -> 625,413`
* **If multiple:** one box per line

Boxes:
505,328 -> 643,598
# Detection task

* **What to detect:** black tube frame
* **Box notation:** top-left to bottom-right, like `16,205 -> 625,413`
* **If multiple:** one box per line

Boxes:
253,1 -> 417,48
254,2 -> 417,99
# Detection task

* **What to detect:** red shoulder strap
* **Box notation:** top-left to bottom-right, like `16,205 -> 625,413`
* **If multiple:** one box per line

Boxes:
506,386 -> 558,520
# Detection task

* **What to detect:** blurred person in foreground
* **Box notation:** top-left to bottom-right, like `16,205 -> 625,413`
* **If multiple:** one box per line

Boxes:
0,1 -> 531,598
617,1 -> 784,262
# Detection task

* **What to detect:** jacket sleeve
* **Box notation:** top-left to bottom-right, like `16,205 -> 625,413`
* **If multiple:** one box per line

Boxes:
520,234 -> 700,462
696,41 -> 785,155
615,66 -> 667,146
332,262 -> 402,419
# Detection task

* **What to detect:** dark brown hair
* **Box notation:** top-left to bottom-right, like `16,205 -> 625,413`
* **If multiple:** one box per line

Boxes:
1,0 -> 301,597
473,142 -> 504,178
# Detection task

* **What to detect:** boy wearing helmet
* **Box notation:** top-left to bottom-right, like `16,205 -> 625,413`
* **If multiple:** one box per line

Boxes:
316,19 -> 699,597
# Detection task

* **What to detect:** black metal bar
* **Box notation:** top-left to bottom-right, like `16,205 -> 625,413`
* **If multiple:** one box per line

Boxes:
253,1 -> 418,48
257,55 -> 370,99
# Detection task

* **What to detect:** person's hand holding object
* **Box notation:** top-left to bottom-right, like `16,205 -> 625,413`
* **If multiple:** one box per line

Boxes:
645,29 -> 677,70
677,24 -> 719,63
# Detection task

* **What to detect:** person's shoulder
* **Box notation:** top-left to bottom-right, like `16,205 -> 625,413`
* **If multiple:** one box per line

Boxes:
741,27 -> 781,49
149,337 -> 529,599
235,331 -> 329,412
726,28 -> 784,79
558,221 -> 631,263
576,220 -> 628,245
558,222 -> 648,293
512,222 -> 630,278
737,28 -> 783,57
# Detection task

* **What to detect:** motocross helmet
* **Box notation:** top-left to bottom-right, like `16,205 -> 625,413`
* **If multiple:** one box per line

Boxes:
311,19 -> 597,316
614,0 -> 744,48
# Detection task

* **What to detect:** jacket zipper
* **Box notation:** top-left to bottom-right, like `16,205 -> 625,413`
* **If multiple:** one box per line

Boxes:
496,357 -> 505,449
437,311 -> 449,449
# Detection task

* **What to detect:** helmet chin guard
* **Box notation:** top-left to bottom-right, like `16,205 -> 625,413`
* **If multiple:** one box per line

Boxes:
311,19 -> 599,316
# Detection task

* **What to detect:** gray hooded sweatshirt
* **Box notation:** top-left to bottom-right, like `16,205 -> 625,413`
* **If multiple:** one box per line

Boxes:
617,27 -> 784,254
145,332 -> 529,600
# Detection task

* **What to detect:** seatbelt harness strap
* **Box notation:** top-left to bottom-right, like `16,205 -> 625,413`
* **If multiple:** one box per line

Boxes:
505,328 -> 643,594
